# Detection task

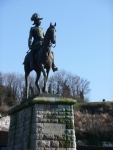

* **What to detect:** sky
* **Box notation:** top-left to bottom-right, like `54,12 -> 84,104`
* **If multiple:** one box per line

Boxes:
0,0 -> 113,102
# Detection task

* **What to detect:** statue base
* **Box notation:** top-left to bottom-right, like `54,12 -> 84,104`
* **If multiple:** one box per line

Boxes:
8,96 -> 77,150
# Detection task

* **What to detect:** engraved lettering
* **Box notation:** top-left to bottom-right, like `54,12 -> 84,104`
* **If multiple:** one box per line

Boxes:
44,123 -> 66,134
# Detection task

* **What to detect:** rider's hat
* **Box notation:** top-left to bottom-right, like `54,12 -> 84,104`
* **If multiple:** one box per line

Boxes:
31,13 -> 43,21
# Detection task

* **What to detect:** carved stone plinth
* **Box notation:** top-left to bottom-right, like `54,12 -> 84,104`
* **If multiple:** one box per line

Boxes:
8,96 -> 77,150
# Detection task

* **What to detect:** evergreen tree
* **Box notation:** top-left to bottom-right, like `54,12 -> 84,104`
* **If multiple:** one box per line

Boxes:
80,90 -> 84,101
48,84 -> 52,94
62,80 -> 71,98
56,82 -> 60,94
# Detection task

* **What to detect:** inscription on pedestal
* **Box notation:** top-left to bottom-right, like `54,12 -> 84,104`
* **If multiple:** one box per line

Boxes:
44,123 -> 66,134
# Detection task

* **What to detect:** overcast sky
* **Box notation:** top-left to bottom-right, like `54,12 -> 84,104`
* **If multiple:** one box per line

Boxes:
0,0 -> 113,102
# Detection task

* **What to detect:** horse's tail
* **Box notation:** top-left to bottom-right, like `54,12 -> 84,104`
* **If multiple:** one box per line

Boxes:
23,60 -> 25,65
23,52 -> 31,65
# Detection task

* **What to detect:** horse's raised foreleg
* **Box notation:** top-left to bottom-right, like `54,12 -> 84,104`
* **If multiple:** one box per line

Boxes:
35,71 -> 41,94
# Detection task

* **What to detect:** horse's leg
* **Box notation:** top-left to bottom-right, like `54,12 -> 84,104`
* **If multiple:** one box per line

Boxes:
25,73 -> 29,99
24,64 -> 30,99
38,63 -> 47,88
42,67 -> 51,92
35,71 -> 41,94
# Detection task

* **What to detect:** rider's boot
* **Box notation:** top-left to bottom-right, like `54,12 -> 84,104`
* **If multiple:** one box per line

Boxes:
52,63 -> 58,72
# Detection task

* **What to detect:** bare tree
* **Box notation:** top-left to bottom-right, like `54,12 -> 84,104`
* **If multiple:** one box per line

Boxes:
0,70 -> 90,105
48,70 -> 90,101
0,72 -> 8,106
0,72 -> 25,105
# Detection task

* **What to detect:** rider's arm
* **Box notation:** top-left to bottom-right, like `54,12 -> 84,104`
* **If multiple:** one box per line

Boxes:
28,27 -> 33,49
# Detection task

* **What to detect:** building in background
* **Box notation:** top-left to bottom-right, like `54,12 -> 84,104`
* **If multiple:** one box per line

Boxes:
0,115 -> 10,150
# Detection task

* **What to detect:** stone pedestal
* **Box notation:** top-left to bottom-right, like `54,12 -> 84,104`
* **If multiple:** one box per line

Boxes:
8,96 -> 77,150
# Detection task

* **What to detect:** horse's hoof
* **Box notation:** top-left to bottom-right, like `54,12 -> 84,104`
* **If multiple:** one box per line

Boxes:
42,87 -> 47,93
42,87 -> 45,92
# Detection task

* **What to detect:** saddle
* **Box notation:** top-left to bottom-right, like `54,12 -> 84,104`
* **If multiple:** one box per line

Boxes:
34,46 -> 53,65
23,46 -> 53,66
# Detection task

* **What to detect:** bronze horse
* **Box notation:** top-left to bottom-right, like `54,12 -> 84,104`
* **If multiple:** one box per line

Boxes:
23,23 -> 56,98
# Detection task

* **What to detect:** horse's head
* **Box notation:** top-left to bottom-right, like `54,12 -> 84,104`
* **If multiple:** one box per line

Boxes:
44,23 -> 56,45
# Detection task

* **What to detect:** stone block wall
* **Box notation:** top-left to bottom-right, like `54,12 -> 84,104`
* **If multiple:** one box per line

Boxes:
8,107 -> 32,150
8,98 -> 76,150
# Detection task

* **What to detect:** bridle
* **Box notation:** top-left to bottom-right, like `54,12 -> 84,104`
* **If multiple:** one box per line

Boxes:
50,43 -> 56,48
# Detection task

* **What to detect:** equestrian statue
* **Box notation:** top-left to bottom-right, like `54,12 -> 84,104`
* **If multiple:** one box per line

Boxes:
23,13 -> 58,98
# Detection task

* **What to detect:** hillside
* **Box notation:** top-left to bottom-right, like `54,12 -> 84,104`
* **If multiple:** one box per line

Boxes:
73,102 -> 113,146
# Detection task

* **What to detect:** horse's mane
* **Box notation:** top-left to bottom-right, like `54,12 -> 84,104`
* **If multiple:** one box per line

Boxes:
44,27 -> 50,39
44,25 -> 55,39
